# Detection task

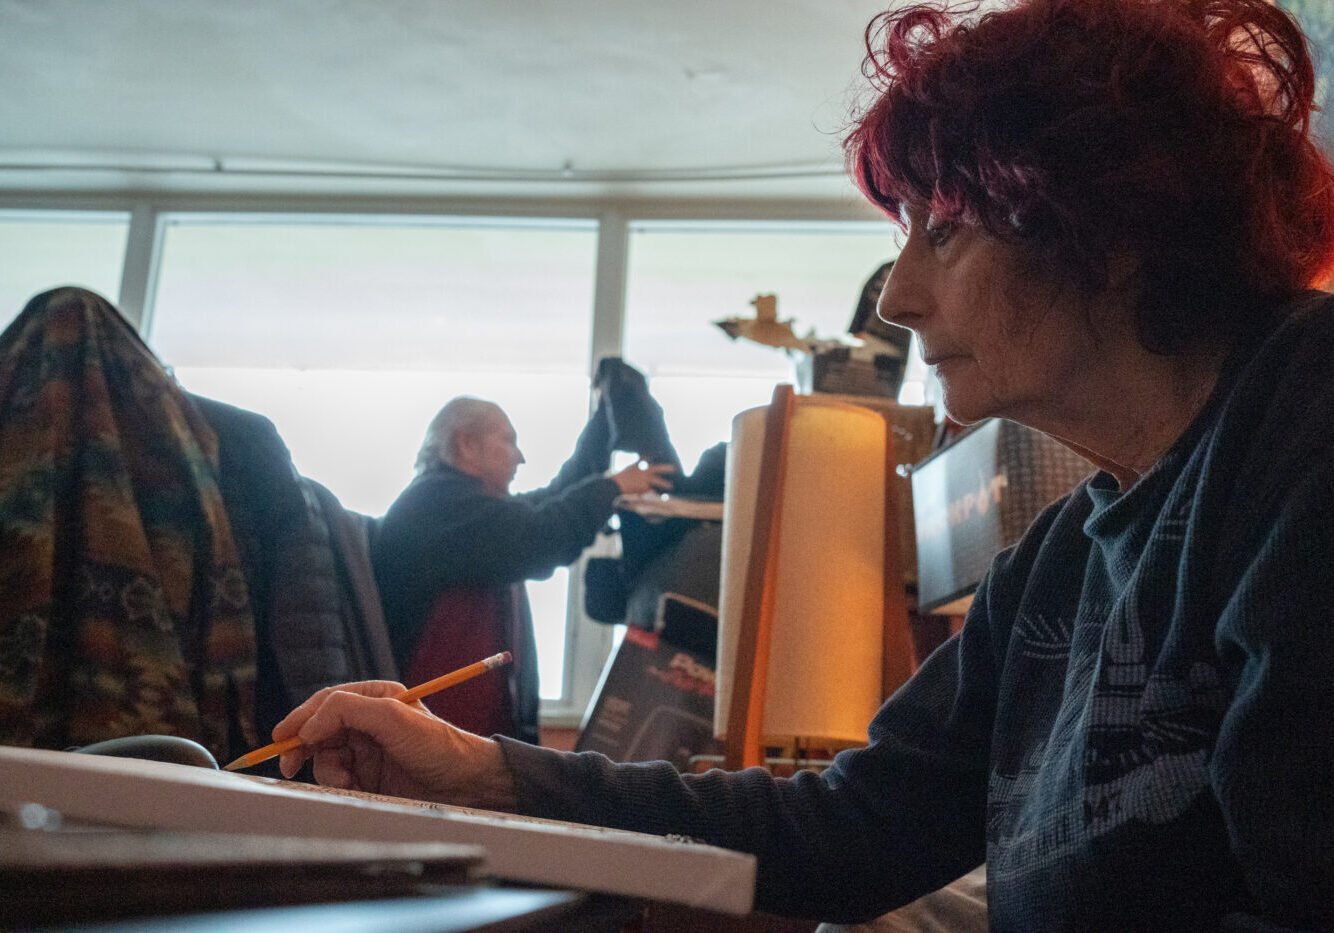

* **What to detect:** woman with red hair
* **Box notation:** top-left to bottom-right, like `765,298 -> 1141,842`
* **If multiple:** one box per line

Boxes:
269,2 -> 1334,928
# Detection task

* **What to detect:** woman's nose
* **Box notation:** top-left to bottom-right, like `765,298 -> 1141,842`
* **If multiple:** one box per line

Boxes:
876,257 -> 923,330
876,270 -> 911,328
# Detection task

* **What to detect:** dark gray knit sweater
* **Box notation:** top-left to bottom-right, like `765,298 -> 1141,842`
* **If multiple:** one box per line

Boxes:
499,293 -> 1334,930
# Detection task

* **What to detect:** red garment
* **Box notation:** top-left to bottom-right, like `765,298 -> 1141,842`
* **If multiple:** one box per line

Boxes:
402,585 -> 517,738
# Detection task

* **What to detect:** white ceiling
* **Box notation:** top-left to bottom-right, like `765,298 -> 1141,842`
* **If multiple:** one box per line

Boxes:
0,0 -> 901,207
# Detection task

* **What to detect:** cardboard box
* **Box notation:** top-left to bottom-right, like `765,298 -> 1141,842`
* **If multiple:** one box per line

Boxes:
910,418 -> 1093,612
577,626 -> 722,771
794,346 -> 905,398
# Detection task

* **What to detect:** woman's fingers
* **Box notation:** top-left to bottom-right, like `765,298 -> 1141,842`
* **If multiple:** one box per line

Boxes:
296,690 -> 415,753
273,681 -> 441,780
278,747 -> 308,779
272,680 -> 408,743
311,744 -> 357,790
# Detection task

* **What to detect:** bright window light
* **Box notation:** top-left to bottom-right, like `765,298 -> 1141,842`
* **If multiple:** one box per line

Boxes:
623,221 -> 910,468
0,210 -> 129,327
148,215 -> 598,700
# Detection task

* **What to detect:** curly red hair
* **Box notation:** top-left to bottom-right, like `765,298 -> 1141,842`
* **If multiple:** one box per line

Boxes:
844,0 -> 1334,352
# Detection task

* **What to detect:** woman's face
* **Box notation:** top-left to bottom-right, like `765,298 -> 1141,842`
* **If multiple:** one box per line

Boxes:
877,208 -> 1103,428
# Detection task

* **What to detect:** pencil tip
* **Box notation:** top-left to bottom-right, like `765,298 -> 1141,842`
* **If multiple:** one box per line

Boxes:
221,759 -> 247,771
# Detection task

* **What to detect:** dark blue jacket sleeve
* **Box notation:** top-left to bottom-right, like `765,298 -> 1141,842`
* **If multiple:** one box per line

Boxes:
1209,466 -> 1334,926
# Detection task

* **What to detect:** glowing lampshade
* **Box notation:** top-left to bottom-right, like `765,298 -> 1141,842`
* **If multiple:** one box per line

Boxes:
714,396 -> 889,748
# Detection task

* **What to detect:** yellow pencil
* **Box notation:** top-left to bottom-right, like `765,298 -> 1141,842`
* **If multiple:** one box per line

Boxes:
222,651 -> 514,772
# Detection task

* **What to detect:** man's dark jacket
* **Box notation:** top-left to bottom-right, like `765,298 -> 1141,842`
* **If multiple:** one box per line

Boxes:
372,432 -> 619,742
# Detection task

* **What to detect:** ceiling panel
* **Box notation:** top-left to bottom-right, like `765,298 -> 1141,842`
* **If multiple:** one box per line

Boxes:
0,0 -> 900,201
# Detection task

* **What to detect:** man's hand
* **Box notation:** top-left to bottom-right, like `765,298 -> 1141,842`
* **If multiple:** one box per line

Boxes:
272,680 -> 517,810
610,461 -> 675,496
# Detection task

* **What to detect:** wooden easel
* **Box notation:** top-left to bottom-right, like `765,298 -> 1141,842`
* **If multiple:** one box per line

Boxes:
722,385 -> 916,771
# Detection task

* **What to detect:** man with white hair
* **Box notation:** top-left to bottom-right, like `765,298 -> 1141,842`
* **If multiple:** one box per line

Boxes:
372,396 -> 672,743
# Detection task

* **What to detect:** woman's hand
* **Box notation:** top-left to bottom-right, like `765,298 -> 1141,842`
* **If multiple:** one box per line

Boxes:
610,460 -> 675,496
271,680 -> 517,811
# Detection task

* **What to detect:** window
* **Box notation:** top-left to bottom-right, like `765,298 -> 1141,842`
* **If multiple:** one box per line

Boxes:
622,221 -> 909,469
2,199 -> 930,726
0,210 -> 130,327
147,214 -> 599,701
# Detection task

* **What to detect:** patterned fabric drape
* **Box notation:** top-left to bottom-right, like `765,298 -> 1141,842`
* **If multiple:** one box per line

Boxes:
0,287 -> 257,761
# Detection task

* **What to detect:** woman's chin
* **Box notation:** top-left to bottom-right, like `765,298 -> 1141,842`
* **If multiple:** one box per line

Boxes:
939,393 -> 991,427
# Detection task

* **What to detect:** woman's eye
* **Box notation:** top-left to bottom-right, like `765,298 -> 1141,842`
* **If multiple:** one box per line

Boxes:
925,215 -> 955,248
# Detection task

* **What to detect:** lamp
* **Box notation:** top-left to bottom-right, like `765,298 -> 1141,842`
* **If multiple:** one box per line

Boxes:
714,384 -> 916,769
